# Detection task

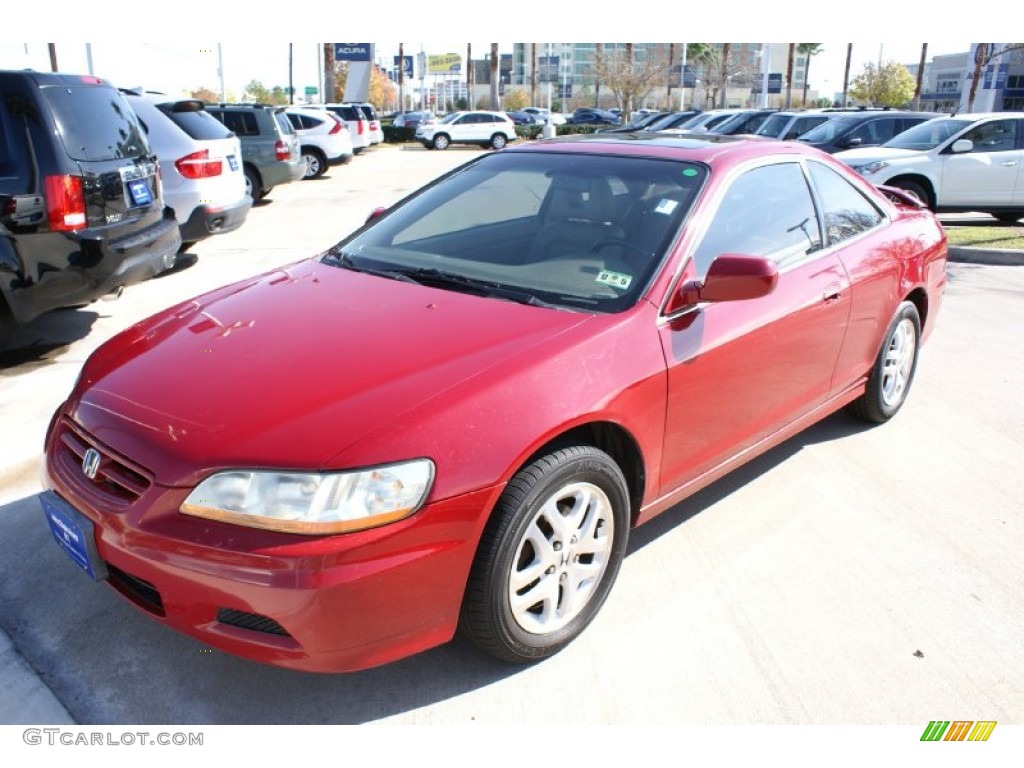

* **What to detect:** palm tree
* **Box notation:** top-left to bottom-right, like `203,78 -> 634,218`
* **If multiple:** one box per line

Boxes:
785,44 -> 795,108
595,43 -> 604,107
798,43 -> 823,105
842,43 -> 853,107
531,44 -> 538,107
489,44 -> 499,110
914,44 -> 927,110
719,43 -> 731,108
967,43 -> 987,113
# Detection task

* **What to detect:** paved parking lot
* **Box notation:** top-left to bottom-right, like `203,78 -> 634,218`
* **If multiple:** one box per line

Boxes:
1,144 -> 1022,725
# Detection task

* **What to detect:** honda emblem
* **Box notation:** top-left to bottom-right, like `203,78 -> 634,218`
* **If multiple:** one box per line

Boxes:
82,448 -> 101,480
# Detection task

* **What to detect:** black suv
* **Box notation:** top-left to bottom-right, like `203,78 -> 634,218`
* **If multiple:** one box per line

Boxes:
0,71 -> 181,349
796,109 -> 936,154
205,104 -> 303,202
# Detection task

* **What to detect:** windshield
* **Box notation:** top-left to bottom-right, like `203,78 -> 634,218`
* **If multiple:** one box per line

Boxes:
798,115 -> 860,143
883,118 -> 974,150
754,114 -> 792,137
323,151 -> 708,313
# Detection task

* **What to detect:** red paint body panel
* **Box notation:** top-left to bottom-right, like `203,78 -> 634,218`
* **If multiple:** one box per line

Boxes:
42,135 -> 948,672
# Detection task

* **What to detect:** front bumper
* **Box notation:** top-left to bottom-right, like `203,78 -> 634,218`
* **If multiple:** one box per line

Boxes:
42,413 -> 501,673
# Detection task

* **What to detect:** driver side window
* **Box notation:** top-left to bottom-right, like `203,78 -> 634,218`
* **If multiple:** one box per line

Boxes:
962,120 -> 1019,153
691,163 -> 822,276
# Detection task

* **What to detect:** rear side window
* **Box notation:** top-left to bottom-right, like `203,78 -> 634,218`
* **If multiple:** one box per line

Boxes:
0,97 -> 30,189
42,84 -> 148,161
273,111 -> 295,135
212,110 -> 259,136
807,161 -> 884,246
160,105 -> 233,141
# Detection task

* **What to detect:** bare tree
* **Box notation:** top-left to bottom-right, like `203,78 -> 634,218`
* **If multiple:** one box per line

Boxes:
489,44 -> 499,109
467,43 -> 473,105
591,44 -> 667,115
966,43 -> 1024,112
798,43 -> 823,106
667,43 -> 676,109
324,43 -> 335,105
595,43 -> 603,107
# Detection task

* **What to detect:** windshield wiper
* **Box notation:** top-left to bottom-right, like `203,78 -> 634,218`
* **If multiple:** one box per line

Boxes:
392,267 -> 562,308
322,249 -> 422,284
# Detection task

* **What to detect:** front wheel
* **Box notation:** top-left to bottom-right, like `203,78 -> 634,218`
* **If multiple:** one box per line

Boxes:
432,133 -> 450,150
891,180 -> 931,210
490,133 -> 508,150
848,301 -> 921,423
459,445 -> 630,664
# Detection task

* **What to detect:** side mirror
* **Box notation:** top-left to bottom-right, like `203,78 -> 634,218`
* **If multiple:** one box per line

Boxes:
841,136 -> 863,148
672,254 -> 779,310
950,139 -> 974,154
365,206 -> 388,224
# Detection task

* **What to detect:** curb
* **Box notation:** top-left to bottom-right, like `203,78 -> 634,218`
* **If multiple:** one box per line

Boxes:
947,246 -> 1024,267
0,630 -> 74,724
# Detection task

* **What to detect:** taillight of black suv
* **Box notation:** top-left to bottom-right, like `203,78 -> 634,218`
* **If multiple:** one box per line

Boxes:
0,70 -> 181,350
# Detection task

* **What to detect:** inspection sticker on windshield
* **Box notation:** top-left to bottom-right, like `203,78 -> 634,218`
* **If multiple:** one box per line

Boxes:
596,270 -> 633,290
654,198 -> 679,215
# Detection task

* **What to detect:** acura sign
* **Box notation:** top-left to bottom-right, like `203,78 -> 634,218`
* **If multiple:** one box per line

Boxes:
334,43 -> 372,62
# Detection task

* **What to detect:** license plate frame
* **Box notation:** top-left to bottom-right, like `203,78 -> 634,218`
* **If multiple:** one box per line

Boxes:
126,178 -> 152,207
40,491 -> 108,582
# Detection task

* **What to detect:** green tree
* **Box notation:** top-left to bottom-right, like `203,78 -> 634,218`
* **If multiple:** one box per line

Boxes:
850,61 -> 915,107
502,88 -> 529,111
268,86 -> 288,106
190,86 -> 220,103
243,79 -> 271,104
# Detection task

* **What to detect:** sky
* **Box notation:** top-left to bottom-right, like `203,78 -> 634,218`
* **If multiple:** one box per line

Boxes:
0,4 -> 1005,101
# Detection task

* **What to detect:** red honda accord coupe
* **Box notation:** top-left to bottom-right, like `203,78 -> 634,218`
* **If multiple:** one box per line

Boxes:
41,133 -> 947,672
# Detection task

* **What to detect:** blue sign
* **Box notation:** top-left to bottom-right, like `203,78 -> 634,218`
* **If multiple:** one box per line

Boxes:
983,63 -> 1010,89
334,43 -> 372,62
394,55 -> 413,79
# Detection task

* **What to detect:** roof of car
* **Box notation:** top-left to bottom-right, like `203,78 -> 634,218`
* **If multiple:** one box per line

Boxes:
507,132 -> 817,168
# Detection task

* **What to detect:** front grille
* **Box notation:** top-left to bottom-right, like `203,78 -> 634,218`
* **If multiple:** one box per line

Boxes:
107,564 -> 165,616
53,418 -> 152,509
217,608 -> 291,637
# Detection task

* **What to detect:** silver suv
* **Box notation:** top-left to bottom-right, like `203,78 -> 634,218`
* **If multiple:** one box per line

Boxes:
124,91 -> 251,250
205,104 -> 304,202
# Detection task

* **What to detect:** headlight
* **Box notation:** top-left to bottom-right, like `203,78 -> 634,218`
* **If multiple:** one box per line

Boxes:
852,161 -> 889,176
180,460 -> 434,535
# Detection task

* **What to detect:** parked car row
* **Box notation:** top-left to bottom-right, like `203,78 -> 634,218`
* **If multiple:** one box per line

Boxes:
0,68 -> 388,350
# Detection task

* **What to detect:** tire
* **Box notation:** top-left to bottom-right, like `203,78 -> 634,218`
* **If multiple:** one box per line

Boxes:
0,298 -> 15,351
848,301 -> 921,423
243,167 -> 263,203
432,133 -> 450,151
891,180 -> 931,210
301,148 -> 327,179
459,445 -> 630,664
993,212 -> 1023,224
490,133 -> 508,150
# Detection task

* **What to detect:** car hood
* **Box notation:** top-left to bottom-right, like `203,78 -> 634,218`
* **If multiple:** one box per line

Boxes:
834,147 -> 925,165
68,259 -> 592,486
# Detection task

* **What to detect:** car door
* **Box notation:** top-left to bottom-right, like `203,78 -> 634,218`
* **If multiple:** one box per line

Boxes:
939,118 -> 1023,207
657,160 -> 851,494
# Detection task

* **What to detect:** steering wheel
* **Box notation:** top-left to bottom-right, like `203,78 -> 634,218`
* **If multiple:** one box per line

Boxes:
589,238 -> 650,260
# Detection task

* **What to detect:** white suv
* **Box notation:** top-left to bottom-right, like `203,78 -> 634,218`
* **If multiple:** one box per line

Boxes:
416,111 -> 517,150
836,112 -> 1024,223
123,90 -> 250,251
286,107 -> 354,179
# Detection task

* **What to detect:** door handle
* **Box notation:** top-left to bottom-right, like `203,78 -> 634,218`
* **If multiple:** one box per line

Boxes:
823,282 -> 842,304
1000,160 -> 1018,166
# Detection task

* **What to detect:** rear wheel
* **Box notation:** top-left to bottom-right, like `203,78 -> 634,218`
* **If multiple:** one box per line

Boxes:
490,133 -> 508,150
848,301 -> 921,423
301,147 -> 327,179
993,212 -> 1023,224
459,445 -> 629,663
243,167 -> 263,202
0,298 -> 14,350
432,133 -> 451,151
